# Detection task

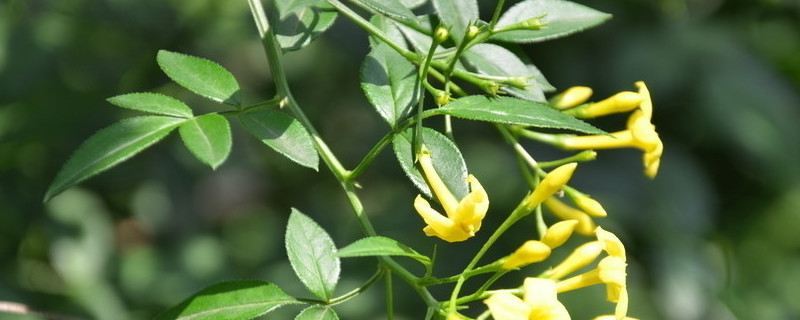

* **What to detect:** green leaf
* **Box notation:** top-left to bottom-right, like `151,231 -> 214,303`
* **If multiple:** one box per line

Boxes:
286,209 -> 340,301
107,92 -> 193,118
368,14 -> 406,49
398,0 -> 426,9
274,1 -> 338,52
45,116 -> 185,202
295,306 -> 339,320
432,0 -> 479,43
461,43 -> 552,103
179,113 -> 232,170
392,127 -> 469,199
427,95 -> 605,134
361,43 -> 418,127
352,0 -> 416,23
156,50 -> 241,106
492,0 -> 611,43
338,236 -> 431,266
154,280 -> 300,320
239,110 -> 319,170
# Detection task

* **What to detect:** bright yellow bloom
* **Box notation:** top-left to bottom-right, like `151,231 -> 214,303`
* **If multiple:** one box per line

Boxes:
525,163 -> 577,210
413,149 -> 489,242
484,278 -> 570,320
543,197 -> 596,236
558,82 -> 662,178
556,227 -> 629,320
542,241 -> 603,280
563,91 -> 642,119
502,240 -> 552,269
541,220 -> 579,249
550,86 -> 593,110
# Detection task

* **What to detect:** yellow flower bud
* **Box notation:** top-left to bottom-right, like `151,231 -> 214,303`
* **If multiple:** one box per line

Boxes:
543,241 -> 603,280
543,197 -> 596,236
550,86 -> 593,110
566,189 -> 607,217
525,163 -> 577,210
502,240 -> 552,269
563,91 -> 642,119
541,220 -> 579,249
434,26 -> 449,43
467,25 -> 480,39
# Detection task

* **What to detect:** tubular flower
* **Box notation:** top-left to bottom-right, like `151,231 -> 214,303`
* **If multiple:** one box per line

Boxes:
556,227 -> 629,320
565,188 -> 607,217
502,240 -> 552,270
543,197 -> 597,236
413,150 -> 489,242
558,82 -> 662,178
484,278 -> 570,320
525,163 -> 577,210
562,91 -> 642,119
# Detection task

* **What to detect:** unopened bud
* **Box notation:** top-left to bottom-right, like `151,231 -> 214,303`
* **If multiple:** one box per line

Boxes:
501,240 -> 552,269
467,25 -> 481,39
566,188 -> 607,217
434,26 -> 450,43
550,86 -> 593,110
541,220 -> 579,248
525,163 -> 577,209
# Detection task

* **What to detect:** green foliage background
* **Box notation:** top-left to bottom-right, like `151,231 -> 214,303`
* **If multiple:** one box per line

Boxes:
1,0 -> 799,319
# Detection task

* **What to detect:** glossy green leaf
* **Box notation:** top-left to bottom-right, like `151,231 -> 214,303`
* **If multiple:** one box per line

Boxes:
432,0 -> 479,43
295,306 -> 339,320
461,44 -> 553,103
392,127 -> 469,199
154,280 -> 299,320
286,209 -> 340,301
45,116 -> 185,202
156,50 -> 241,106
274,1 -> 338,52
107,92 -> 193,118
352,0 -> 416,23
361,43 -> 418,127
427,95 -> 604,134
398,0 -> 426,9
338,236 -> 431,266
178,113 -> 231,170
239,110 -> 319,170
493,0 -> 611,43
368,14 -> 406,49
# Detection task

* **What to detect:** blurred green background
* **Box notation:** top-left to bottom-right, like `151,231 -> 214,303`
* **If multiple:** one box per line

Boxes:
1,0 -> 799,319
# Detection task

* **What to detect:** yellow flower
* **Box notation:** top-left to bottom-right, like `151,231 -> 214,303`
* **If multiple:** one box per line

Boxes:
565,188 -> 607,217
543,197 -> 597,236
484,278 -> 571,320
558,82 -> 662,178
556,227 -> 629,320
413,149 -> 489,242
502,240 -> 552,270
525,163 -> 577,210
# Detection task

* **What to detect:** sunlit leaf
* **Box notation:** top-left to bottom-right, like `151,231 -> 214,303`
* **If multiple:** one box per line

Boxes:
338,236 -> 431,266
45,116 -> 185,202
275,1 -> 338,52
493,0 -> 611,43
295,306 -> 339,320
107,92 -> 193,118
240,110 -> 319,170
426,95 -> 604,134
361,43 -> 418,127
178,113 -> 231,170
156,50 -> 241,106
368,14 -> 406,49
393,127 -> 469,199
286,209 -> 340,302
154,280 -> 300,320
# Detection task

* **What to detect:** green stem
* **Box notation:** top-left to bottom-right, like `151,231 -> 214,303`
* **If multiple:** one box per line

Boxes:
328,0 -> 417,62
385,268 -> 394,320
329,267 -> 385,305
489,0 -> 507,28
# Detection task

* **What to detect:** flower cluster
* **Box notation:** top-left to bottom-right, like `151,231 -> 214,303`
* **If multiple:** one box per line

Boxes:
409,82 -> 662,320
